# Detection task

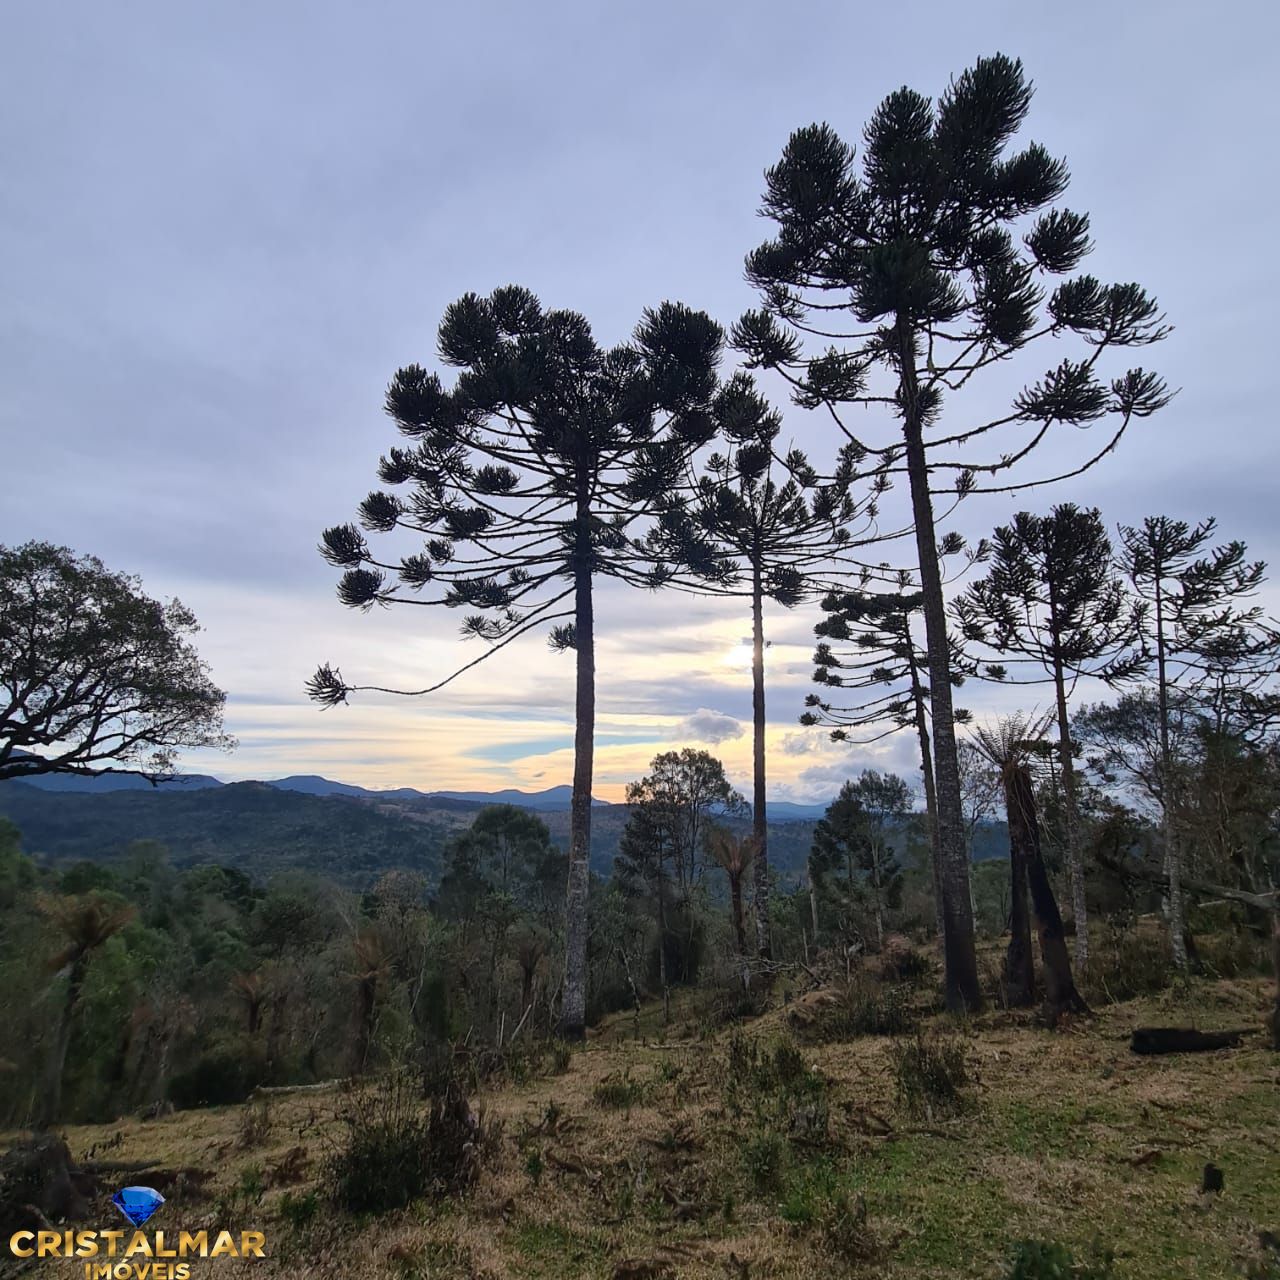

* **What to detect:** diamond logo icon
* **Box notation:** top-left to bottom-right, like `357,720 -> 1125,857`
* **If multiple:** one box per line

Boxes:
112,1185 -> 165,1227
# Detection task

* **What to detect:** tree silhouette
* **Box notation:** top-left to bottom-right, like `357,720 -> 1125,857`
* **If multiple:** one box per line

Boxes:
1117,517 -> 1280,968
309,287 -> 723,1038
955,504 -> 1142,968
972,713 -> 1088,1023
705,826 -> 758,966
37,891 -> 136,1125
0,542 -> 232,783
647,373 -> 871,960
616,748 -> 745,1016
736,53 -> 1170,1009
810,776 -> 906,949
803,578 -> 973,938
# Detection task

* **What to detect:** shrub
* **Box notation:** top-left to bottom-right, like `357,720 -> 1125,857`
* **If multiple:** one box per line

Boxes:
549,1040 -> 573,1074
722,1033 -> 829,1144
742,1128 -> 786,1193
796,981 -> 917,1042
780,1162 -> 880,1264
237,1098 -> 271,1149
1196,927 -> 1271,979
889,1033 -> 972,1119
324,1068 -> 495,1214
1006,1239 -> 1114,1279
592,1071 -> 647,1111
279,1190 -> 319,1231
1087,918 -> 1170,1003
169,1047 -> 269,1110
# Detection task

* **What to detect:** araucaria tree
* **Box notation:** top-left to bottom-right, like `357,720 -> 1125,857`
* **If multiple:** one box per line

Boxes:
648,373 -> 869,961
0,542 -> 232,783
735,53 -> 1170,1009
804,577 -> 974,938
308,288 -> 724,1038
1117,517 -> 1279,969
955,504 -> 1142,969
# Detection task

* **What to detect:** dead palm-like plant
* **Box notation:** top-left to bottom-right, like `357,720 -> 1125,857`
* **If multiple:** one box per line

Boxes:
230,969 -> 268,1035
348,929 -> 392,1077
706,827 -> 759,962
971,714 -> 1088,1024
37,892 -> 137,1126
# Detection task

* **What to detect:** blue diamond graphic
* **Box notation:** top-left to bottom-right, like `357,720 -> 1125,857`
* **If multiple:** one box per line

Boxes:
112,1186 -> 165,1227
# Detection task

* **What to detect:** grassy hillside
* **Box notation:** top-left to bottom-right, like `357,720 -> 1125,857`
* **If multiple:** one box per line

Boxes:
17,971 -> 1277,1279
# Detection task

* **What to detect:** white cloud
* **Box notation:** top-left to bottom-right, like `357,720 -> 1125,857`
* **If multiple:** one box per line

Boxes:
674,707 -> 745,745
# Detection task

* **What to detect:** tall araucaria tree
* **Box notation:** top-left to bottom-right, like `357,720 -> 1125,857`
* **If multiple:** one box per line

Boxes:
954,504 -> 1143,969
308,286 -> 724,1039
1117,516 -> 1279,970
647,373 -> 873,960
734,53 -> 1170,1009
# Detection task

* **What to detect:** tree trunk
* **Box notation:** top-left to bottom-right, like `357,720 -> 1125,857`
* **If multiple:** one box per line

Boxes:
559,520 -> 595,1040
1001,776 -> 1036,1008
808,867 -> 820,942
1152,575 -> 1188,971
40,956 -> 86,1128
656,873 -> 671,1026
1051,651 -> 1088,971
729,871 -> 748,958
1007,764 -> 1088,1024
897,330 -> 982,1012
870,844 -> 884,950
1271,908 -> 1280,1051
750,569 -> 771,960
908,651 -> 945,941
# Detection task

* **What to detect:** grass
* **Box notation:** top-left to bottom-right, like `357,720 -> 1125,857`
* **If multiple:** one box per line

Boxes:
10,966 -> 1278,1279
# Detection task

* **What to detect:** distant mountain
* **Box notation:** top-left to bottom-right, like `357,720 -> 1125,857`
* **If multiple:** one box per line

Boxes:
427,785 -> 610,811
0,779 -> 457,886
9,770 -> 225,793
765,801 -> 832,822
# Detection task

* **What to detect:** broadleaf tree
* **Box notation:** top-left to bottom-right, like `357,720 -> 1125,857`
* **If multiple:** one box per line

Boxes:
734,53 -> 1170,1008
0,542 -> 232,783
308,287 -> 724,1038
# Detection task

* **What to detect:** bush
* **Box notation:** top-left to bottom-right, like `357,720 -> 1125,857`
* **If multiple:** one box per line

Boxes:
1087,919 -> 1170,1003
279,1190 -> 320,1231
1196,927 -> 1271,979
592,1071 -> 648,1111
169,1047 -> 269,1110
780,1162 -> 880,1264
324,1069 -> 495,1214
889,1033 -> 972,1119
796,981 -> 917,1042
237,1098 -> 271,1149
722,1033 -> 829,1143
742,1128 -> 786,1192
1006,1239 -> 1114,1279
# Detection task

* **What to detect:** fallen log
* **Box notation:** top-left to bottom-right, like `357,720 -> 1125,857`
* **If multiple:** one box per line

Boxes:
250,1078 -> 345,1098
1130,1027 -> 1251,1055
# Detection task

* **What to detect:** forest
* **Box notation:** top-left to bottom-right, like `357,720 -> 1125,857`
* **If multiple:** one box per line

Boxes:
1,48 -> 1278,1280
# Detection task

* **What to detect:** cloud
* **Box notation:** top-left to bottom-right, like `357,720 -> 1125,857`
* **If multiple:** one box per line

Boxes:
674,708 -> 746,745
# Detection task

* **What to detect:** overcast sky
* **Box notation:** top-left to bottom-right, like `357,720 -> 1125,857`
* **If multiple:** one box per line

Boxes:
3,1 -> 1277,802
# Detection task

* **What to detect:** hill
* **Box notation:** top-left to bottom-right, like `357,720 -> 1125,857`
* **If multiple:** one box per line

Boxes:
0,780 -> 462,887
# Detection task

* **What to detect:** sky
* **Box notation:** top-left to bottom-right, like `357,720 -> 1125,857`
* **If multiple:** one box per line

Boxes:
3,1 -> 1278,803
